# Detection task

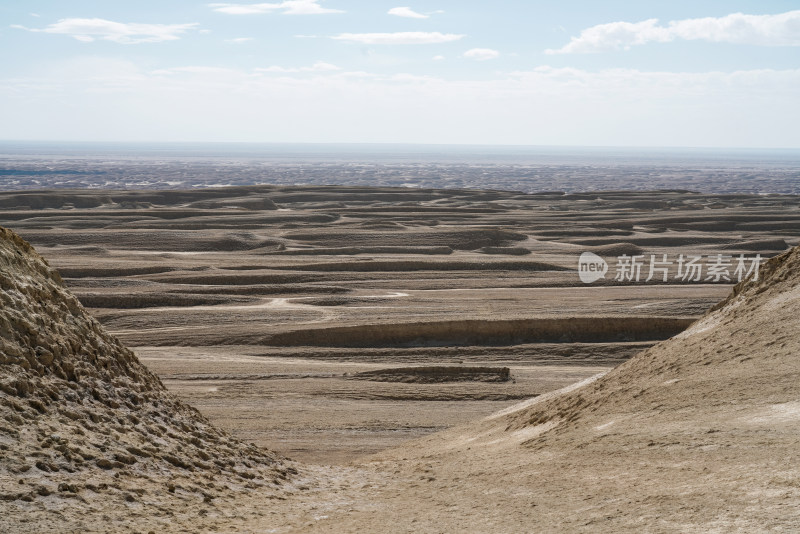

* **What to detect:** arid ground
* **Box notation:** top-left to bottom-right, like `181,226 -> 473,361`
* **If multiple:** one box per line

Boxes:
2,185 -> 800,533
2,185 -> 796,467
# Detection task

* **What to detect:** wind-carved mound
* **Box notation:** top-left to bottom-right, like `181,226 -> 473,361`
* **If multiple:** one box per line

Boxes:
22,230 -> 283,252
720,237 -> 789,252
349,366 -> 511,384
284,228 -> 527,250
587,242 -> 644,257
265,317 -> 693,348
479,246 -> 531,256
0,228 -> 295,531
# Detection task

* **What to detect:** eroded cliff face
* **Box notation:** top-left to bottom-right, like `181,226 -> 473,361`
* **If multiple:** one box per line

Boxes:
0,226 -> 295,532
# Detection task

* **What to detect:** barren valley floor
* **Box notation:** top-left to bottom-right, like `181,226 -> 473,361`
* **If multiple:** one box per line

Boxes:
2,185 -> 797,464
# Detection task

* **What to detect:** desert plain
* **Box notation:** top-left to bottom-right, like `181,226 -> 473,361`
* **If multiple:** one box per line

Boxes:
1,185 -> 796,463
1,184 -> 799,532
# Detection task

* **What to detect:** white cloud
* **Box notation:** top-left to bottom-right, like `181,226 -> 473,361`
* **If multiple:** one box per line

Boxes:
388,7 -> 428,19
432,55 -> 445,61
226,37 -> 254,43
463,48 -> 500,61
209,1 -> 343,15
255,61 -> 341,73
548,10 -> 800,54
332,32 -> 464,45
13,18 -> 199,44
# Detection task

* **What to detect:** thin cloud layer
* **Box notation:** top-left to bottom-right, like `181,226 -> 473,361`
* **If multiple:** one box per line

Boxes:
12,18 -> 199,44
463,48 -> 500,61
210,1 -> 343,15
388,7 -> 428,19
332,32 -> 464,44
4,61 -> 798,146
256,61 -> 341,73
548,10 -> 800,53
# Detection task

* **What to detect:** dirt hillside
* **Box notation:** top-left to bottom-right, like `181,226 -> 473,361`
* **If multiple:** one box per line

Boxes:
302,245 -> 800,532
0,227 -> 297,533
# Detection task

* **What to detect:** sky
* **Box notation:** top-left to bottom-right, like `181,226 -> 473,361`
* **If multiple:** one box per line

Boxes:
1,1 -> 799,147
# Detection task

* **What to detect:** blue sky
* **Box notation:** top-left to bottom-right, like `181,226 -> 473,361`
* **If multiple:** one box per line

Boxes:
1,1 -> 799,147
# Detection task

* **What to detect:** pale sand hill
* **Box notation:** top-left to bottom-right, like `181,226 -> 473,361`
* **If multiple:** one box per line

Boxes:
295,246 -> 800,532
0,227 -> 298,533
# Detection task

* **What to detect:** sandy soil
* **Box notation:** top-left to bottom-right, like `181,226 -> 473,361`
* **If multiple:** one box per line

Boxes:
1,185 -> 799,532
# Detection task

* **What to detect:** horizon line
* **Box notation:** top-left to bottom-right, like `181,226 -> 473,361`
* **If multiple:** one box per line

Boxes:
1,140 -> 800,152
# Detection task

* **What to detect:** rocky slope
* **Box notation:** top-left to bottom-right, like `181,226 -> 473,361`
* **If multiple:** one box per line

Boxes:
0,227 -> 296,533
